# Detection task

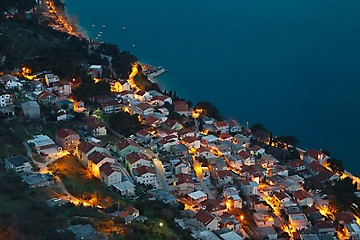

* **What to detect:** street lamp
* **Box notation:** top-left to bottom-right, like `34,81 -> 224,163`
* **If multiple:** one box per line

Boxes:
159,222 -> 163,227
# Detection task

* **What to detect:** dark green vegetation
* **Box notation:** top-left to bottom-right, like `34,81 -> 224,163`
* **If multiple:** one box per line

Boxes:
0,0 -> 36,12
0,168 -> 75,240
0,119 -> 30,159
109,111 -> 143,137
195,101 -> 222,120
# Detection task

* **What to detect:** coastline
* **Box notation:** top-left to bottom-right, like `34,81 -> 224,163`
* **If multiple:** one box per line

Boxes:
61,1 -> 360,179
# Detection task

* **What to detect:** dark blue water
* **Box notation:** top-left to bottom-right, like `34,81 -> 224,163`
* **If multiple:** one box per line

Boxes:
65,0 -> 360,175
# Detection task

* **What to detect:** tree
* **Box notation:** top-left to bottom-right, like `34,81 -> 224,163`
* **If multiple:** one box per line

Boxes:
195,101 -> 222,120
327,158 -> 344,174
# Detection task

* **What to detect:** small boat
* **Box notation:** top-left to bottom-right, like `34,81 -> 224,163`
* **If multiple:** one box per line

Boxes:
95,37 -> 98,40
102,25 -> 106,28
92,24 -> 95,27
123,26 -> 126,30
99,31 -> 103,34
132,44 -> 136,48
97,34 -> 101,37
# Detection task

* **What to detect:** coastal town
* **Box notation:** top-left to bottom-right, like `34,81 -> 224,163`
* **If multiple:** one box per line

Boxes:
1,1 -> 360,240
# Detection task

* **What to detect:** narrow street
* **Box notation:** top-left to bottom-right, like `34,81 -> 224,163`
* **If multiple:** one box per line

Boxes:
153,158 -> 169,191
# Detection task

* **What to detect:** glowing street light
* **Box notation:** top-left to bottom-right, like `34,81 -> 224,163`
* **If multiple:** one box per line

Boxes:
159,222 -> 163,227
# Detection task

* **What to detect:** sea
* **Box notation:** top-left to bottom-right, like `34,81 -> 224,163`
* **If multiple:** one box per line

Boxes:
64,0 -> 360,175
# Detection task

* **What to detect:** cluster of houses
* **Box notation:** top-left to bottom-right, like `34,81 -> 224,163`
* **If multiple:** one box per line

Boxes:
3,68 -> 360,240
0,73 -> 78,121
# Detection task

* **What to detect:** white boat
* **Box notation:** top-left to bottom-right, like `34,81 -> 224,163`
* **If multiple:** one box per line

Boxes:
102,25 -> 106,28
123,26 -> 126,30
92,24 -> 95,27
132,44 -> 136,48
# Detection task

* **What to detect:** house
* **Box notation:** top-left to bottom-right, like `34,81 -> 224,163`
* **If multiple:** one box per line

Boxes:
106,79 -> 131,93
118,90 -> 134,101
126,152 -> 151,171
194,211 -> 220,231
223,186 -> 243,209
76,141 -> 104,166
136,129 -> 152,143
250,145 -> 265,156
21,101 -> 40,119
174,173 -> 194,194
150,95 -> 172,106
88,65 -> 102,78
100,162 -> 122,186
163,119 -> 183,131
27,134 -> 57,155
182,136 -> 201,149
135,103 -> 154,115
0,74 -> 22,90
113,181 -> 136,197
273,191 -> 294,208
225,154 -> 243,170
216,170 -> 233,185
133,166 -> 157,187
304,149 -> 329,165
83,118 -> 107,136
134,90 -> 150,102
315,221 -> 336,236
188,190 -> 208,203
238,150 -> 255,166
288,159 -> 306,172
29,80 -> 43,92
101,100 -> 121,114
173,159 -> 191,174
45,73 -> 60,86
213,121 -> 229,134
55,128 -> 80,151
208,157 -> 227,172
307,161 -> 339,182
88,151 -> 115,178
0,91 -> 13,107
293,190 -> 313,207
289,214 -> 309,230
228,119 -> 241,133
170,144 -> 189,158
5,155 -> 32,173
254,226 -> 278,240
118,206 -> 140,224
116,139 -> 141,158
53,81 -> 71,96
240,180 -> 258,196
37,90 -> 56,105
253,212 -> 275,227
334,211 -> 357,225
173,101 -> 189,116
220,212 -> 241,231
218,133 -> 233,141
201,198 -> 226,216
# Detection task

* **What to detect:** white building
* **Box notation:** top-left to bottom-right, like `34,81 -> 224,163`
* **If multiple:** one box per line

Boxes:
113,181 -> 136,197
289,214 -> 309,230
133,166 -> 157,187
100,162 -> 122,186
5,155 -> 32,173
188,190 -> 208,203
0,91 -> 13,107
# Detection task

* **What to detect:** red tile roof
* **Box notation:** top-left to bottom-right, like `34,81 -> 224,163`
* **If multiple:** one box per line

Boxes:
288,159 -> 305,169
274,191 -> 289,201
216,170 -> 233,179
126,152 -> 150,165
134,165 -> 156,175
182,136 -> 198,144
78,141 -> 99,154
334,211 -> 356,223
117,139 -> 140,150
238,150 -> 251,159
293,190 -> 311,201
175,173 -> 193,185
194,211 -> 214,226
136,103 -> 153,111
125,205 -> 138,215
88,151 -> 113,165
137,129 -> 149,137
214,121 -> 229,128
100,162 -> 120,176
55,128 -> 78,139
219,133 -> 232,140
173,101 -> 188,112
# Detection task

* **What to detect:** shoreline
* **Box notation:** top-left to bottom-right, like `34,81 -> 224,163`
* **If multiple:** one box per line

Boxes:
60,1 -> 359,179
